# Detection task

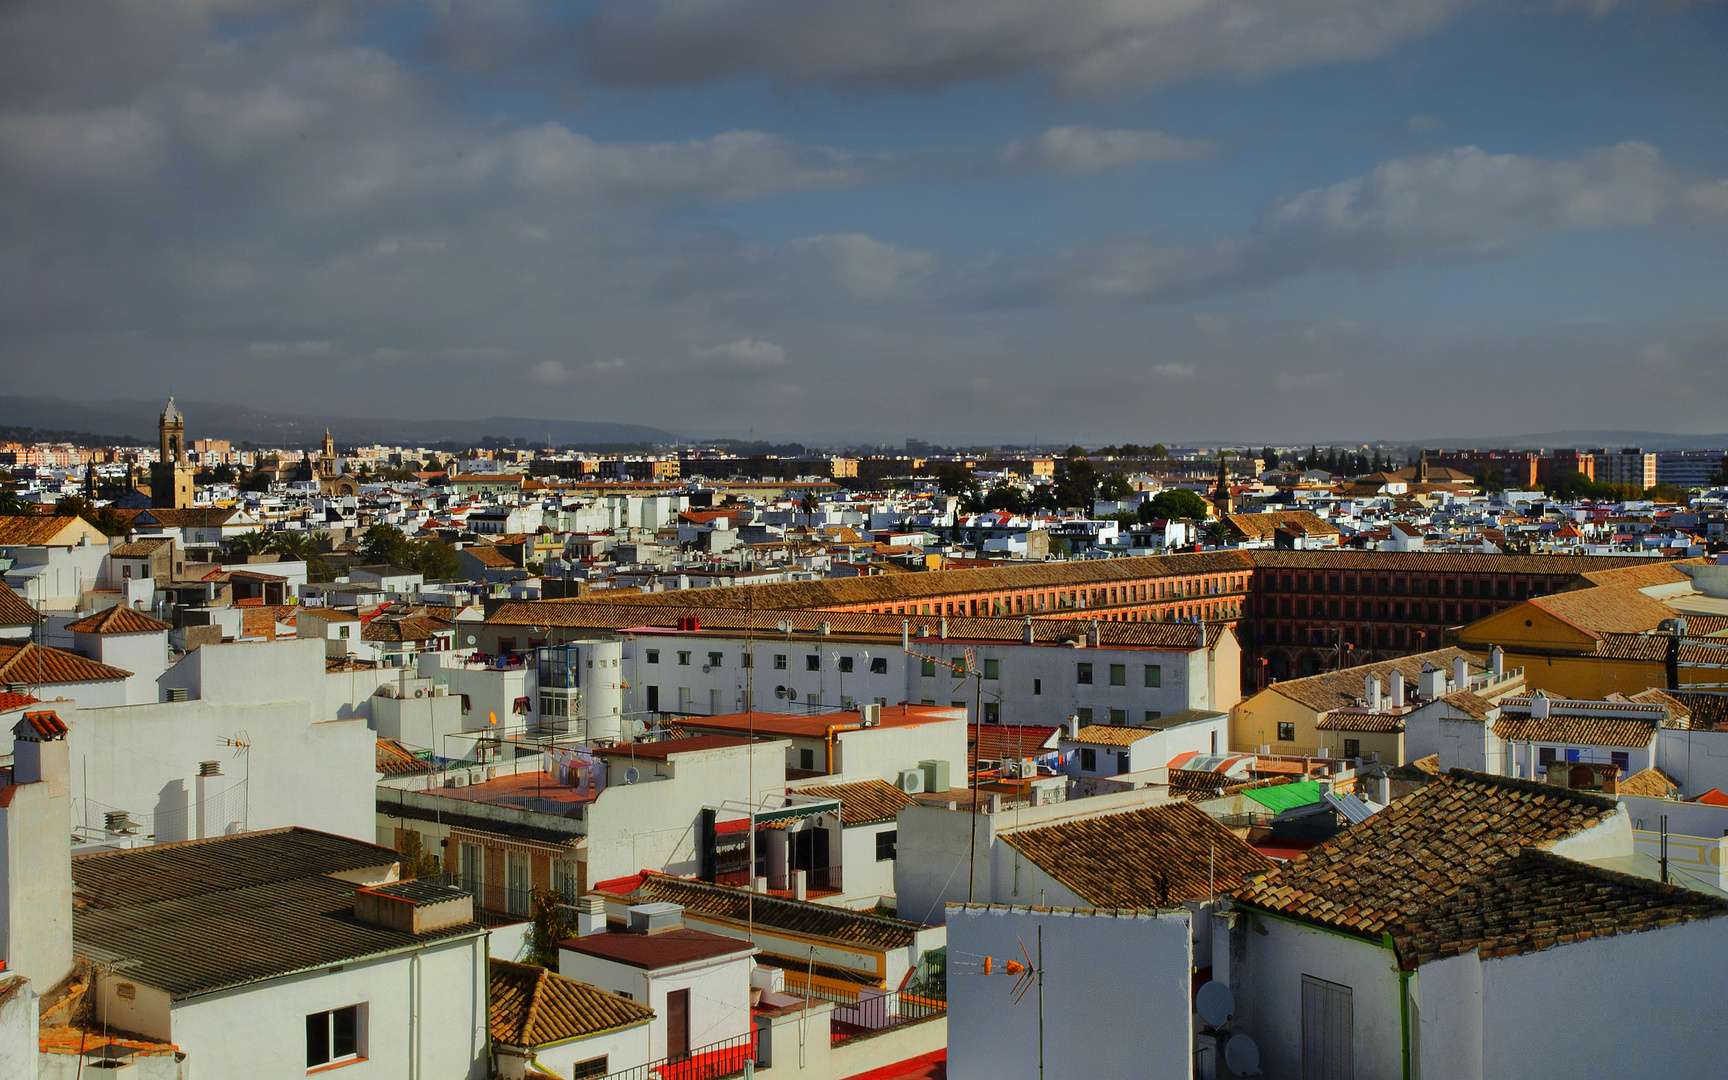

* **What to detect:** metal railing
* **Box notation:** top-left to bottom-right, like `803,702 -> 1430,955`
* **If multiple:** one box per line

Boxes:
590,1030 -> 758,1080
442,874 -> 539,919
791,983 -> 945,1044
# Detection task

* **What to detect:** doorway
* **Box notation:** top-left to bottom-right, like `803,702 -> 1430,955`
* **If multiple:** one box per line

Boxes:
666,988 -> 690,1060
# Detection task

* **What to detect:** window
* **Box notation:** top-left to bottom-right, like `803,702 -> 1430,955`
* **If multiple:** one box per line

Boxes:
1143,664 -> 1162,688
1343,739 -> 1360,760
338,625 -> 350,640
1032,678 -> 1042,695
983,702 -> 1000,723
1277,722 -> 1296,742
983,658 -> 1000,680
677,651 -> 691,666
499,638 -> 516,654
708,652 -> 723,668
1076,662 -> 1093,685
1145,711 -> 1161,724
838,655 -> 854,673
1611,751 -> 1630,773
774,654 -> 788,670
921,657 -> 936,677
646,649 -> 660,665
1109,708 -> 1126,725
741,653 -> 752,668
876,830 -> 898,861
1076,707 -> 1093,724
571,1058 -> 609,1080
870,657 -> 889,674
1301,975 -> 1353,1080
799,748 -> 815,771
306,1005 -> 361,1070
1108,664 -> 1126,686
806,654 -> 821,671
1080,748 -> 1097,772
1118,751 -> 1131,773
1538,746 -> 1557,767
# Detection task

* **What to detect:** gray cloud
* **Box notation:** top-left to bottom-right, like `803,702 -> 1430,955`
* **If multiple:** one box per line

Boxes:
574,0 -> 1484,92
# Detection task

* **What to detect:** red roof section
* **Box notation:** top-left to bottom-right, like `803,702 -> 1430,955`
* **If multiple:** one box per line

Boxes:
19,710 -> 68,738
591,735 -> 756,760
841,1050 -> 947,1080
1692,788 -> 1728,806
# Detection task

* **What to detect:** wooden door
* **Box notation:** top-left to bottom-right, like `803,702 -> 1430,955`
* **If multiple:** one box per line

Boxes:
666,988 -> 690,1060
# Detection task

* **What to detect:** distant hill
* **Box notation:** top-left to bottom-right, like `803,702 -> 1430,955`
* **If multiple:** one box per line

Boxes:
1413,431 -> 1728,452
0,396 -> 678,449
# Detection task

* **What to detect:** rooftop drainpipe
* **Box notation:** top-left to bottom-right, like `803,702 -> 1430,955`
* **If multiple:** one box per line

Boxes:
823,723 -> 862,775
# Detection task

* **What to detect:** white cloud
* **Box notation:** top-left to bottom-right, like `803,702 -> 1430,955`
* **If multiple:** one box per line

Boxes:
1151,362 -> 1196,381
247,340 -> 334,359
1275,371 -> 1343,391
533,360 -> 568,383
1406,114 -> 1448,133
789,234 -> 936,300
693,338 -> 788,370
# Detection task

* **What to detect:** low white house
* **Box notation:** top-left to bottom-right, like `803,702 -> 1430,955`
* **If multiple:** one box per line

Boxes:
559,907 -> 758,1063
1227,769 -> 1728,1080
72,828 -> 491,1080
488,958 -> 653,1080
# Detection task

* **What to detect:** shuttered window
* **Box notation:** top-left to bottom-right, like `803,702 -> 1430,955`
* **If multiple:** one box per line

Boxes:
1301,974 -> 1353,1080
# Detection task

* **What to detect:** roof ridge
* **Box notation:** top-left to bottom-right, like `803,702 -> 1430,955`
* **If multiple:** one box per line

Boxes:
1443,767 -> 1621,811
1511,846 -> 1726,905
520,963 -> 550,1045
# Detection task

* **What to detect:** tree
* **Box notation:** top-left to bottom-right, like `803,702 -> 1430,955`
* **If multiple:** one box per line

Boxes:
1645,482 -> 1685,504
0,488 -> 31,515
526,888 -> 578,968
1262,447 -> 1279,470
1202,520 -> 1231,547
931,462 -> 979,499
239,470 -> 273,492
982,483 -> 1030,515
53,495 -> 129,537
358,523 -> 412,565
396,831 -> 441,880
1148,443 -> 1169,459
408,537 -> 460,580
1053,459 -> 1098,510
228,530 -> 272,557
1063,444 -> 1088,460
1098,472 -> 1134,501
1146,488 -> 1210,522
268,531 -> 330,581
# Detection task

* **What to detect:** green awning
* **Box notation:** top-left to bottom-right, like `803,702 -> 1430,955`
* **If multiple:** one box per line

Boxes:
1241,779 -> 1324,813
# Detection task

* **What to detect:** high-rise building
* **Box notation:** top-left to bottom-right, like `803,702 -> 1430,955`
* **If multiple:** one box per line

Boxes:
1591,448 -> 1657,490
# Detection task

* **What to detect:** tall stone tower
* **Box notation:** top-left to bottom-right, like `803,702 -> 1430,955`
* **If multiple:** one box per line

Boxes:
1212,455 -> 1233,517
150,397 -> 195,509
318,428 -> 338,482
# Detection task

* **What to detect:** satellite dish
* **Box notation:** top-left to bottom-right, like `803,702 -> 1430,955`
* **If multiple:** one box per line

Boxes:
466,635 -> 476,645
623,766 -> 641,784
1196,981 -> 1235,1027
1223,1033 -> 1260,1076
776,620 -> 794,634
488,710 -> 498,726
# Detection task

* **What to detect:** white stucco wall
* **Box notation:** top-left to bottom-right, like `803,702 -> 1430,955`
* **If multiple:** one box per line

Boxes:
1411,951 -> 1484,1080
163,934 -> 488,1080
0,977 -> 39,1080
946,905 -> 1193,1080
1229,913 -> 1406,1080
558,950 -> 754,1062
74,629 -> 168,705
1477,915 -> 1728,1080
838,820 -> 900,901
509,1020 -> 651,1080
64,698 -> 374,843
1657,726 -> 1728,798
834,717 -> 967,786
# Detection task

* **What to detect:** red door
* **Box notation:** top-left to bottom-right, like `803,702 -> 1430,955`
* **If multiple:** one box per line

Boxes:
667,988 -> 690,1060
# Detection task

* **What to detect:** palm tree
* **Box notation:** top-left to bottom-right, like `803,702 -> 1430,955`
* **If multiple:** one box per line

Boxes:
270,530 -> 331,581
228,531 -> 272,558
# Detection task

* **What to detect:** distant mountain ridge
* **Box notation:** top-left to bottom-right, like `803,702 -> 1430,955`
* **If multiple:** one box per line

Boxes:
1411,431 -> 1728,453
0,396 -> 678,449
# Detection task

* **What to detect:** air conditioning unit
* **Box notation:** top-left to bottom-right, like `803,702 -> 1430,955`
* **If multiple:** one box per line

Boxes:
446,774 -> 469,788
469,767 -> 485,785
897,769 -> 925,794
860,702 -> 883,727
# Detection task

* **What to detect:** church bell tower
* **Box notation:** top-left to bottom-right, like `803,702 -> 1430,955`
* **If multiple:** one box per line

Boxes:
150,397 -> 195,509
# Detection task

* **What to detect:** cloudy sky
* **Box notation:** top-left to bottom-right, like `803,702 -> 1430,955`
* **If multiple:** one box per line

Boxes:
2,1 -> 1724,445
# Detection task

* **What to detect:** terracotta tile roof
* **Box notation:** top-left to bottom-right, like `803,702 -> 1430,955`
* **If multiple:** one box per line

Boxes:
1669,692 -> 1728,731
1232,770 -> 1619,945
488,958 -> 652,1048
1314,711 -> 1405,733
1525,586 -> 1679,639
1591,634 -> 1672,661
135,507 -> 239,528
0,583 -> 37,627
1439,690 -> 1496,722
0,691 -> 39,712
0,641 -> 132,684
463,545 -> 518,569
362,614 -> 451,642
18,709 -> 67,737
1167,768 -> 1283,800
793,779 -> 915,826
1268,648 -> 1480,714
1000,801 -> 1273,907
1390,848 -> 1726,970
108,538 -> 172,557
619,871 -> 925,950
1249,551 -> 1654,576
65,606 -> 172,635
0,515 -> 88,545
1226,511 -> 1339,541
1577,561 -> 1700,590
1614,768 -> 1680,798
1065,724 -> 1162,746
970,723 -> 1061,761
1491,714 -> 1660,748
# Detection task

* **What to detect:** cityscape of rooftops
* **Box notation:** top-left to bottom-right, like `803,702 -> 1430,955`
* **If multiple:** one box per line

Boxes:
2,3 -> 1725,1079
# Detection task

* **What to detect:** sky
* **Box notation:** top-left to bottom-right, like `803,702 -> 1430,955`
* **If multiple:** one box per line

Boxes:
2,0 -> 1725,446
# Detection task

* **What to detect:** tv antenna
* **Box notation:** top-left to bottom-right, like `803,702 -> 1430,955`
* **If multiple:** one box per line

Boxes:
956,928 -> 1047,1080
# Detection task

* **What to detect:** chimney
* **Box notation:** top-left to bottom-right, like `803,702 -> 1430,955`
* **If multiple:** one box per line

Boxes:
195,760 -> 225,839
1376,772 -> 1392,806
1087,619 -> 1101,648
1490,646 -> 1504,677
1453,655 -> 1469,690
1364,673 -> 1381,712
939,615 -> 948,639
354,880 -> 474,934
1389,669 -> 1405,708
576,893 -> 607,937
2,712 -> 74,990
1528,693 -> 1551,719
902,620 -> 910,649
1067,714 -> 1080,740
1023,616 -> 1035,644
1418,663 -> 1446,701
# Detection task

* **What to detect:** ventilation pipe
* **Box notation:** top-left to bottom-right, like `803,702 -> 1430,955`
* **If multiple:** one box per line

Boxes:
1389,669 -> 1405,708
1490,646 -> 1504,677
1365,673 -> 1381,712
1453,655 -> 1469,690
1023,616 -> 1035,644
195,760 -> 224,839
902,620 -> 910,649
